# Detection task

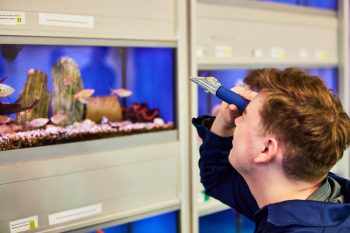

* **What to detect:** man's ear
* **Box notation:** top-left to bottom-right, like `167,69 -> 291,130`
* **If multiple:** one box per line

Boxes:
254,138 -> 278,163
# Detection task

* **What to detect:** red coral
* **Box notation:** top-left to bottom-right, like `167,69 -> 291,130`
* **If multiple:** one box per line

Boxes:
123,103 -> 159,123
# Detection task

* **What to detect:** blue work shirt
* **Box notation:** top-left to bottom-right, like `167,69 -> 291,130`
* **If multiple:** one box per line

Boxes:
193,116 -> 350,233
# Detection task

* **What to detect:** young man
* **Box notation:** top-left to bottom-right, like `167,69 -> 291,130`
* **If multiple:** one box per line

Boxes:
193,68 -> 350,232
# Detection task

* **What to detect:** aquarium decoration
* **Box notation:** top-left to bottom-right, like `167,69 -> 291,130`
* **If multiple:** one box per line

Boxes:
0,47 -> 174,151
51,57 -> 84,126
16,69 -> 50,125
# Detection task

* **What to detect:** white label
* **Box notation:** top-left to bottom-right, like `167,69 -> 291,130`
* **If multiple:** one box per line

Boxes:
39,13 -> 94,28
252,48 -> 263,58
0,11 -> 25,25
299,49 -> 309,59
270,47 -> 285,59
9,216 -> 38,233
48,204 -> 102,225
315,49 -> 328,60
196,47 -> 204,57
215,46 -> 233,57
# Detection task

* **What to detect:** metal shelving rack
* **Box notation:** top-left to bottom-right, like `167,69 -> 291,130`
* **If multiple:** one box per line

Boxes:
190,1 -> 349,233
0,0 -> 191,232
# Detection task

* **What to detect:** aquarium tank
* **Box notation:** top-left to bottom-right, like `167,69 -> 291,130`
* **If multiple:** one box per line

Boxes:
0,44 -> 175,151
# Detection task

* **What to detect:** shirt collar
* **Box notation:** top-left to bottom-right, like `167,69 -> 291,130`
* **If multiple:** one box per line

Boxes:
255,200 -> 350,227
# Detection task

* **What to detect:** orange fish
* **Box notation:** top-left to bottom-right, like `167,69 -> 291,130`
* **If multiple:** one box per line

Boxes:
111,88 -> 133,97
0,125 -> 12,134
50,113 -> 68,125
28,118 -> 49,127
9,124 -> 22,132
0,115 -> 13,124
73,89 -> 95,103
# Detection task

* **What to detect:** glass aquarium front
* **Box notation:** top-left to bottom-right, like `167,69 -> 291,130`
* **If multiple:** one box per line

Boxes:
257,0 -> 337,11
0,44 -> 176,151
198,68 -> 338,116
199,209 -> 254,233
90,211 -> 178,233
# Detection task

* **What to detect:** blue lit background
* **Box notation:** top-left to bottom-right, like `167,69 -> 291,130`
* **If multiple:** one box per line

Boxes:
90,211 -> 177,233
199,210 -> 255,233
258,0 -> 337,10
0,45 -> 175,122
125,48 -> 175,122
197,69 -> 247,116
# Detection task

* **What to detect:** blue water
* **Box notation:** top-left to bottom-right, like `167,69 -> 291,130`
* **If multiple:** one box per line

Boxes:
0,45 -> 175,122
90,211 -> 178,233
258,0 -> 337,10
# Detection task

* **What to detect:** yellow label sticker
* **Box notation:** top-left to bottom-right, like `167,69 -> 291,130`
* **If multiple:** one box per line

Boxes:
9,216 -> 38,233
0,11 -> 25,25
29,220 -> 35,230
315,50 -> 328,60
215,46 -> 233,58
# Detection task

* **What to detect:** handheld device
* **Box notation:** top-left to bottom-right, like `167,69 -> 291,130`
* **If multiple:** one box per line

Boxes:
191,76 -> 250,112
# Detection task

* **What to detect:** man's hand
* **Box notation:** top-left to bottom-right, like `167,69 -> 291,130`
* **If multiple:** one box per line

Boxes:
210,85 -> 257,137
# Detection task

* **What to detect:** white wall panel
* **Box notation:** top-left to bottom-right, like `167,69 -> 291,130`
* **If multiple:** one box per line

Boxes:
196,3 -> 338,68
0,0 -> 176,40
0,136 -> 180,232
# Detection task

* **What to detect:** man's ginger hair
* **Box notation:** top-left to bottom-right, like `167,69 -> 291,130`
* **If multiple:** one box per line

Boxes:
244,67 -> 350,182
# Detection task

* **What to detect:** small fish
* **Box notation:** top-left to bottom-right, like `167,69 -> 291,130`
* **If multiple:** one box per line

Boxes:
78,98 -> 90,104
0,124 -> 12,134
9,124 -> 22,132
0,83 -> 15,97
28,118 -> 49,128
63,76 -> 75,86
50,113 -> 68,125
73,89 -> 95,102
0,115 -> 13,124
111,88 -> 133,97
